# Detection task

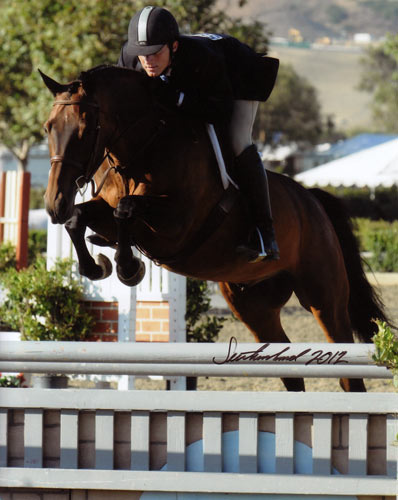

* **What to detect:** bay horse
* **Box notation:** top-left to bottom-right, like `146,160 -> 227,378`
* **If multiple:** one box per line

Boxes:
40,65 -> 389,392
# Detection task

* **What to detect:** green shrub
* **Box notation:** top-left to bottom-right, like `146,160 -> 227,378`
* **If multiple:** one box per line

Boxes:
28,229 -> 47,264
354,218 -> 398,272
186,278 -> 226,343
0,373 -> 25,387
0,258 -> 94,341
0,242 -> 16,275
372,320 -> 398,389
323,186 -> 398,220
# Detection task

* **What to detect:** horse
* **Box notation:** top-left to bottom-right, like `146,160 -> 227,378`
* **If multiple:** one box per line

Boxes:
39,64 -> 389,392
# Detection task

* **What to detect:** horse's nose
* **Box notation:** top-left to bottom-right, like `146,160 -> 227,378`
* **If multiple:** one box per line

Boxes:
45,191 -> 70,224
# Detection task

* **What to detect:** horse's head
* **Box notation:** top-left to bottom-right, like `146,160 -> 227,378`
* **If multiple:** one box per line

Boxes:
40,66 -> 156,224
40,69 -> 104,223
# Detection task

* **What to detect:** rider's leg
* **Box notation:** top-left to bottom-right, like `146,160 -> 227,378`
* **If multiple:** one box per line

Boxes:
230,100 -> 279,262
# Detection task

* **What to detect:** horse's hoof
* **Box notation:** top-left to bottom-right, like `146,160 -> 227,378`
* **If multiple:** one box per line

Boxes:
92,253 -> 113,280
117,259 -> 146,287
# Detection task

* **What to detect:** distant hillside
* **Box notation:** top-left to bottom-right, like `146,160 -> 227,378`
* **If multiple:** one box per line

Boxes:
269,45 -> 373,131
218,0 -> 398,41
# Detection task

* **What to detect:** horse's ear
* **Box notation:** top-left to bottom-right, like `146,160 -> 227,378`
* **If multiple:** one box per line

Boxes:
38,69 -> 69,96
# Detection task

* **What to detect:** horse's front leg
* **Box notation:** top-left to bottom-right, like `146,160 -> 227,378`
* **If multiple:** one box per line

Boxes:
64,199 -> 113,281
113,197 -> 145,287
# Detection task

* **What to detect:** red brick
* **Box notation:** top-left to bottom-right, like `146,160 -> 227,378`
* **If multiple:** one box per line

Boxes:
151,334 -> 169,342
92,322 -> 117,334
161,321 -> 170,332
101,308 -> 119,321
136,333 -> 151,342
152,308 -> 169,319
138,300 -> 167,307
98,334 -> 118,342
141,320 -> 161,332
136,307 -> 151,319
89,301 -> 118,309
87,335 -> 101,342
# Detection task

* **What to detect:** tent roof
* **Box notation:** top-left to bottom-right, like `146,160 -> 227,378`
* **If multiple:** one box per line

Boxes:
295,138 -> 398,188
327,133 -> 398,159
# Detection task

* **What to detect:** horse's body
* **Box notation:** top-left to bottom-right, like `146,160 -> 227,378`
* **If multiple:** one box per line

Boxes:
41,65 -> 388,392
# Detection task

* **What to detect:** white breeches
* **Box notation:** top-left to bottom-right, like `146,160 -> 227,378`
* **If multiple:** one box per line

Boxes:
229,100 -> 259,156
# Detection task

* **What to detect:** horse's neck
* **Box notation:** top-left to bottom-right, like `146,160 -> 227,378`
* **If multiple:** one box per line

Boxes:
111,108 -> 201,178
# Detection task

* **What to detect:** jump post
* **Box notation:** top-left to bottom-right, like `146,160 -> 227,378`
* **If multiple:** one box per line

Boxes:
0,341 -> 397,499
0,170 -> 30,269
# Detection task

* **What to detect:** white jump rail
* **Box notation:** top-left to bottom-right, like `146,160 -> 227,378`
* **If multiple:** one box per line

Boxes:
0,340 -> 393,379
0,341 -> 397,496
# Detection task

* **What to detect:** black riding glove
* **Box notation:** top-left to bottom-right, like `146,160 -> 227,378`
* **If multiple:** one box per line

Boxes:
152,76 -> 183,109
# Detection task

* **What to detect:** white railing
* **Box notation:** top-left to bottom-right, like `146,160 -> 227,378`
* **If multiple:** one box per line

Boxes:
0,341 -> 393,379
0,341 -> 397,496
46,205 -> 186,341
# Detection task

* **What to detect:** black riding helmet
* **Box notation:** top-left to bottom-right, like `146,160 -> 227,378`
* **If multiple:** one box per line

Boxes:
125,6 -> 179,58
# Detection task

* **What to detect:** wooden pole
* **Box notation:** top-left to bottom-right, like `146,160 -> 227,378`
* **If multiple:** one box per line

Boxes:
16,171 -> 31,269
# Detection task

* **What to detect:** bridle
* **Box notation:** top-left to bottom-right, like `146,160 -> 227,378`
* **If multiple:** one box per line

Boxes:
50,97 -> 167,198
50,98 -> 106,197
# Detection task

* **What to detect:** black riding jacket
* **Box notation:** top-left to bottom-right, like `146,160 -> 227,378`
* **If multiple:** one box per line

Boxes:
118,33 -> 279,125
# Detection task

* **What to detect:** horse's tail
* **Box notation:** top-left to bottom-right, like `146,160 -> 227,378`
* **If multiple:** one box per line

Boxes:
309,187 -> 390,342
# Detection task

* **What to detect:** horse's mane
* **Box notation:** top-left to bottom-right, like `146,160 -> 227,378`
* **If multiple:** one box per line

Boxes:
78,64 -> 145,87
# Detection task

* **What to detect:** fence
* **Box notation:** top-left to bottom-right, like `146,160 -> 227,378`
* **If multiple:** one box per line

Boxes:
47,218 -> 186,345
46,200 -> 186,389
0,170 -> 30,269
0,341 -> 397,499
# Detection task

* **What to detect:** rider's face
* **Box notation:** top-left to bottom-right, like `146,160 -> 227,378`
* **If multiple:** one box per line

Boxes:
138,42 -> 178,77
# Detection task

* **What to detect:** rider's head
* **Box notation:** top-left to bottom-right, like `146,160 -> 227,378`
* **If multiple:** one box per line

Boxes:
126,6 -> 179,77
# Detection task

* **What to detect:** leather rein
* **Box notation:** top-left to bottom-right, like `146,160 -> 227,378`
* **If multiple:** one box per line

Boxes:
50,98 -> 165,198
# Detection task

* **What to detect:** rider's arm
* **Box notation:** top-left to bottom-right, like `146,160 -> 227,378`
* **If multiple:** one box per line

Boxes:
155,44 -> 234,124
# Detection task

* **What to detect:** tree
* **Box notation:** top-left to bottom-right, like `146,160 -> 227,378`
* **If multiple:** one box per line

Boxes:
0,0 -> 132,171
253,63 -> 324,147
0,0 -> 269,171
358,33 -> 398,133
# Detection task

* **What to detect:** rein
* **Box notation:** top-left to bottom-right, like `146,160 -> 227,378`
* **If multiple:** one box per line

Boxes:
50,98 -> 166,198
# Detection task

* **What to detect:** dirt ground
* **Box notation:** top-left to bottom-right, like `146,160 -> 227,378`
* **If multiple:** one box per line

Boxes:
136,274 -> 398,393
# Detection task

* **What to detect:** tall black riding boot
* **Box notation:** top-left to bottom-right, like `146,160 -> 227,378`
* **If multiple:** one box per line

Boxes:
234,144 -> 280,262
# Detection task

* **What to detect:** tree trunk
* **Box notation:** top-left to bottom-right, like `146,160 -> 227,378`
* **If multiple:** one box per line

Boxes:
9,140 -> 30,172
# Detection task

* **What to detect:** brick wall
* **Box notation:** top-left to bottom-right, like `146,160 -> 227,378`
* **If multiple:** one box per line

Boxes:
84,300 -> 170,342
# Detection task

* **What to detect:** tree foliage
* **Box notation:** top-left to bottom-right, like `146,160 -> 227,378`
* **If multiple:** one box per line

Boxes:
185,278 -> 226,343
0,0 -> 270,170
359,33 -> 398,133
0,0 -> 324,170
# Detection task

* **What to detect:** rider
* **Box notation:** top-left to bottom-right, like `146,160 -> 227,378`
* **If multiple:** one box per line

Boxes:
118,6 -> 280,262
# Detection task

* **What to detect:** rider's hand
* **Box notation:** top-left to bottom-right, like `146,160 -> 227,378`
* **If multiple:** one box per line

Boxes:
152,77 -> 183,108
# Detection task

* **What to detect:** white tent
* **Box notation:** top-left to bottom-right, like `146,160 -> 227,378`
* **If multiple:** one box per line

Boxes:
295,138 -> 398,188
